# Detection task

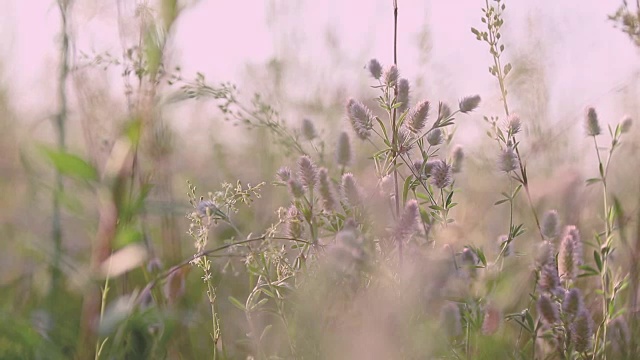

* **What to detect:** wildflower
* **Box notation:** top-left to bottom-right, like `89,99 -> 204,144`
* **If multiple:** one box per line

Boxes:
318,168 -> 337,211
451,145 -> 464,173
276,166 -> 292,182
539,263 -> 560,294
585,107 -> 601,136
336,132 -> 352,167
384,64 -> 399,86
379,175 -> 394,197
430,160 -> 453,189
427,128 -> 444,146
342,173 -> 362,207
558,232 -> 578,282
346,98 -> 374,140
287,179 -> 305,198
423,160 -> 437,178
498,146 -> 518,173
396,128 -> 414,153
441,302 -> 462,338
507,114 -> 521,135
406,100 -> 430,133
397,78 -> 410,114
298,155 -> 318,190
536,241 -> 554,267
537,294 -> 558,325
541,210 -> 560,240
301,118 -> 317,140
562,288 -> 583,320
563,225 -> 583,266
368,58 -> 382,80
413,160 -> 424,175
395,199 -> 419,243
285,205 -> 304,239
459,95 -> 481,113
620,116 -> 632,133
571,309 -> 593,353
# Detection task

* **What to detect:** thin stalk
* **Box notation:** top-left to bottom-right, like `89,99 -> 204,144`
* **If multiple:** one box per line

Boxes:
391,0 -> 402,267
51,0 -> 70,305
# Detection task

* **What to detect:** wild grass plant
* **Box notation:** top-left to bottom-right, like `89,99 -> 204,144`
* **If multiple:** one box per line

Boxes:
2,0 -> 640,359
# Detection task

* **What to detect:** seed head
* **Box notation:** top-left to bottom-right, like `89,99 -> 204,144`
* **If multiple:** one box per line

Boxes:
571,309 -> 593,353
346,98 -> 374,140
336,132 -> 352,167
482,305 -> 502,335
384,64 -> 399,86
368,58 -> 382,80
451,145 -> 464,173
541,210 -> 560,240
276,166 -> 292,182
585,107 -> 601,136
342,173 -> 362,207
536,241 -> 555,267
498,146 -> 518,173
459,95 -> 481,113
318,168 -> 337,212
427,128 -> 444,146
430,160 -> 453,189
407,100 -> 430,133
301,118 -> 317,140
537,294 -> 559,325
397,78 -> 410,114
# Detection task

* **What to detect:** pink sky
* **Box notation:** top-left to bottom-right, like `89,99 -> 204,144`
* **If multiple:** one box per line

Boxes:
3,0 -> 637,142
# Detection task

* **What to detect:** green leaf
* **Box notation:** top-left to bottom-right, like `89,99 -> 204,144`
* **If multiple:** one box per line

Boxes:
586,178 -> 601,186
594,250 -> 603,273
228,296 -> 246,311
403,175 -> 413,204
40,146 -> 98,182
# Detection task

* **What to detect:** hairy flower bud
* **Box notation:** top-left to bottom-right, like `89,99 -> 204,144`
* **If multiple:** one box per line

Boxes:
427,128 -> 444,146
287,179 -> 305,198
384,64 -> 399,86
585,107 -> 601,136
336,132 -> 352,167
285,205 -> 304,239
620,116 -> 633,134
482,305 -> 502,335
507,114 -> 522,135
571,309 -> 593,353
451,145 -> 464,173
301,118 -> 317,140
563,288 -> 584,320
430,160 -> 453,189
558,233 -> 577,282
499,146 -> 518,173
318,168 -> 337,211
347,98 -> 374,140
298,155 -> 318,190
368,58 -> 382,80
541,210 -> 560,240
459,95 -> 481,113
407,100 -> 430,133
539,263 -> 561,294
395,199 -> 420,243
437,102 -> 452,123
276,166 -> 292,182
342,173 -> 362,207
537,294 -> 559,324
397,78 -> 410,114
